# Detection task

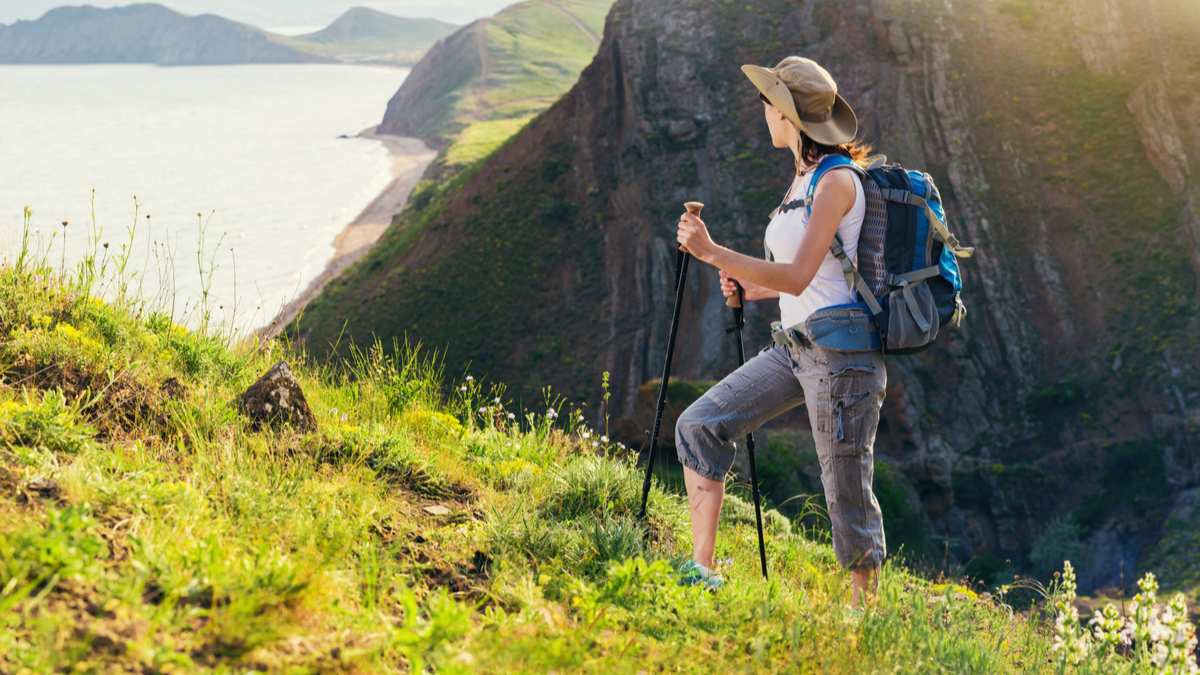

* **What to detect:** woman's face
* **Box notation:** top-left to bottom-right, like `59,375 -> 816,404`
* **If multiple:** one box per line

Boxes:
763,101 -> 794,149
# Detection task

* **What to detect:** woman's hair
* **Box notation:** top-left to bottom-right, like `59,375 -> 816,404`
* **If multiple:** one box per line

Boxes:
759,92 -> 873,169
798,132 -> 872,167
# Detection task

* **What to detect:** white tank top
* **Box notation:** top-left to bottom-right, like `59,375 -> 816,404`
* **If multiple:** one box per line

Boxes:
763,163 -> 866,328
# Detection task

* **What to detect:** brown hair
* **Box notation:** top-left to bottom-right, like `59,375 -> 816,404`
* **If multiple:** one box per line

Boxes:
759,92 -> 872,170
799,132 -> 872,168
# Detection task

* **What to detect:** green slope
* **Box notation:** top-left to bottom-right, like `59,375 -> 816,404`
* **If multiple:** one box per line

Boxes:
378,0 -> 611,170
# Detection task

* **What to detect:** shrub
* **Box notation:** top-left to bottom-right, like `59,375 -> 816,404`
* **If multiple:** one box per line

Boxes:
0,389 -> 93,454
543,454 -> 641,520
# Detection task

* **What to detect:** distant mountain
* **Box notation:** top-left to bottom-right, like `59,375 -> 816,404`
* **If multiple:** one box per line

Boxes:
299,7 -> 456,45
378,0 -> 610,147
282,7 -> 459,66
0,3 -> 332,65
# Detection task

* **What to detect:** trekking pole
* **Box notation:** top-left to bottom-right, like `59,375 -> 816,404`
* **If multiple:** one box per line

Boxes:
727,281 -> 769,579
638,201 -> 703,521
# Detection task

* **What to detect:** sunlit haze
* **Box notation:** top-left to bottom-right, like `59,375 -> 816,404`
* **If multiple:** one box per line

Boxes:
0,0 -> 513,28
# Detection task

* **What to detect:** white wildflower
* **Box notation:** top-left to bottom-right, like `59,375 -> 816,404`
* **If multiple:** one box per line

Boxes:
1052,561 -> 1089,666
460,385 -> 468,392
466,375 -> 473,381
507,412 -> 515,420
600,435 -> 608,443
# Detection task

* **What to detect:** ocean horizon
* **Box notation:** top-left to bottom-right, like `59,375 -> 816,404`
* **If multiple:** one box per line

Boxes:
0,63 -> 410,329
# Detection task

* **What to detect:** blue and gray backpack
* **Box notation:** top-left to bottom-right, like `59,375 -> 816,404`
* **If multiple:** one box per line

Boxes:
766,154 -> 974,355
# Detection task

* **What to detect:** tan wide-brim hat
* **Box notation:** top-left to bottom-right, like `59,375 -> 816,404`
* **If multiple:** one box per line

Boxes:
742,56 -> 858,146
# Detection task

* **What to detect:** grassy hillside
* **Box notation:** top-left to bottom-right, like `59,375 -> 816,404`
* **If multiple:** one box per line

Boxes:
9,220 -> 1196,672
281,7 -> 459,66
377,0 -> 611,173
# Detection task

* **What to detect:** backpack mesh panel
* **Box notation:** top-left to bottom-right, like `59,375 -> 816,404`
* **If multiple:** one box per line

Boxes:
858,179 -> 889,299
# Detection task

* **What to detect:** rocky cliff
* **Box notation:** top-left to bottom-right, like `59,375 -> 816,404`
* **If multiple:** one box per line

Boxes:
296,0 -> 1200,594
0,4 -> 330,65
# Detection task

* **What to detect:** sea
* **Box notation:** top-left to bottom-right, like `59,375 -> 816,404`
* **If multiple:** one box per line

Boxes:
0,63 -> 409,329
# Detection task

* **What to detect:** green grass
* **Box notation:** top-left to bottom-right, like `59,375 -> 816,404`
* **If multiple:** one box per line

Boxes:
442,117 -> 536,169
0,220 -> 1135,674
480,2 -> 602,106
388,0 -> 612,149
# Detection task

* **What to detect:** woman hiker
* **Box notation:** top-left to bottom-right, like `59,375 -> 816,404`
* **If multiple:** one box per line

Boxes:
673,56 -> 887,607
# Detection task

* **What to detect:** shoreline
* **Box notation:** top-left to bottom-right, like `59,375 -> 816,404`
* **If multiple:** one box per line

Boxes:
262,127 -> 436,338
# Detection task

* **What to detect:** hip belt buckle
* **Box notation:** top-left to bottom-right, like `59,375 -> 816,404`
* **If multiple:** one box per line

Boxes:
770,321 -> 811,350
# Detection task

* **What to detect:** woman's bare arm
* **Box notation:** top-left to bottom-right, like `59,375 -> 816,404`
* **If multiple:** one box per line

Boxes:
678,169 -> 858,297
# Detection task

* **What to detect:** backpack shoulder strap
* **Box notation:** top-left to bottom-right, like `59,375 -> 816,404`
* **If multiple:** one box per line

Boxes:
804,155 -> 865,217
830,234 -> 884,317
806,156 -> 883,316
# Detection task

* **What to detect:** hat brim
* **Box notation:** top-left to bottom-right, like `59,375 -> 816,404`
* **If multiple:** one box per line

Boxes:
741,64 -> 858,146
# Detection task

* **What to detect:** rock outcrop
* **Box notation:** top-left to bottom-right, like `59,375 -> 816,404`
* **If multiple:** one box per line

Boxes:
0,4 -> 331,65
241,362 -> 318,433
1127,80 -> 1190,194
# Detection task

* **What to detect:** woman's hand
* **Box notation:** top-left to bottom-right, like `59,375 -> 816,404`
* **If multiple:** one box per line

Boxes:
720,270 -> 777,302
677,212 -> 720,262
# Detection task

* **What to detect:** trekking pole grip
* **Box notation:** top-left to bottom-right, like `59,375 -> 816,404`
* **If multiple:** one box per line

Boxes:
680,201 -> 704,254
725,280 -> 743,309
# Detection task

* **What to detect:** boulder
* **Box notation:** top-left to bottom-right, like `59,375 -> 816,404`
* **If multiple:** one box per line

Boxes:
240,362 -> 317,433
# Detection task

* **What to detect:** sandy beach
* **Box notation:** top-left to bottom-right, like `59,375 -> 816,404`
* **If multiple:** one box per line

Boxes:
263,127 -> 436,336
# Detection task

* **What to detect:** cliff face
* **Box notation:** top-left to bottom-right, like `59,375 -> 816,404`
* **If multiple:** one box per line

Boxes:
0,4 -> 331,65
299,0 -> 1200,592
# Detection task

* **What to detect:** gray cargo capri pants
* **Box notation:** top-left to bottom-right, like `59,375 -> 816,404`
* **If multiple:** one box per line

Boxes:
675,342 -> 887,571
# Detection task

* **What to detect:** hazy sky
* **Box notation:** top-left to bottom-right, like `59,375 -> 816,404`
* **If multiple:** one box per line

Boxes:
0,1 -> 515,28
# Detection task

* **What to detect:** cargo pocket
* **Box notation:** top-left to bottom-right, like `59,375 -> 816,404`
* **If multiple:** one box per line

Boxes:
818,366 -> 875,456
705,381 -> 735,411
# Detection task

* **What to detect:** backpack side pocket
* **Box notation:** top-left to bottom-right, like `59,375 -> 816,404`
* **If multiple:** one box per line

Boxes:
883,281 -> 940,351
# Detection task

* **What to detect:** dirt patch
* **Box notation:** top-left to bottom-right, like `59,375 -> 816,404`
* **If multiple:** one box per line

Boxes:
1,359 -> 171,441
